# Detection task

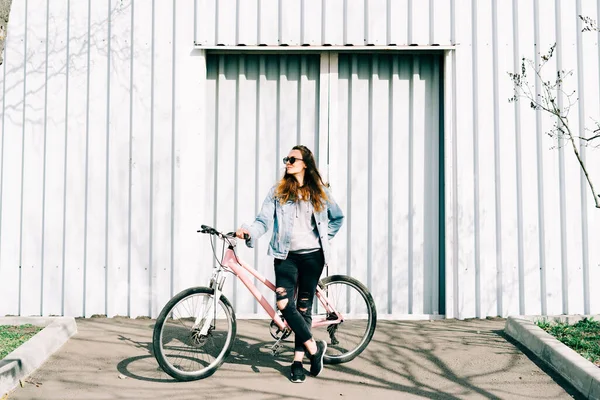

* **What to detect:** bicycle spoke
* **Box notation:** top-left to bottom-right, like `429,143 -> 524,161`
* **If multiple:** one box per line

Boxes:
311,276 -> 376,364
155,290 -> 234,378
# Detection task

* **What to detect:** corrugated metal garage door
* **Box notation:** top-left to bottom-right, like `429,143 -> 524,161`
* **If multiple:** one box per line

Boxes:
328,54 -> 442,317
204,54 -> 322,316
205,53 -> 442,317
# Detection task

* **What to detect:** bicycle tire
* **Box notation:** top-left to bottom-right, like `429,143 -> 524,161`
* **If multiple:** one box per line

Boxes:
313,275 -> 377,364
152,286 -> 237,381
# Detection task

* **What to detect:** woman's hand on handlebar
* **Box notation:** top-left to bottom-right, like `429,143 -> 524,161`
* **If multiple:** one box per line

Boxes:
236,228 -> 250,240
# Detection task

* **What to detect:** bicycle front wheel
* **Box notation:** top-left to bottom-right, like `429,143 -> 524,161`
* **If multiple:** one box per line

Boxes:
152,286 -> 237,381
312,275 -> 377,364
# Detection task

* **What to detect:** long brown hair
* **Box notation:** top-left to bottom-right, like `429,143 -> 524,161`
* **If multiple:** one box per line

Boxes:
275,145 -> 328,212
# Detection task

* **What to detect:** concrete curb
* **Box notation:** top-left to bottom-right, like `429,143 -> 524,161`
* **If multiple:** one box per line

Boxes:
0,317 -> 77,397
505,315 -> 600,400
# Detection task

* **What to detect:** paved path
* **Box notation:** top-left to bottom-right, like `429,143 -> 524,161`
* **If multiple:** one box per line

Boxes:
7,318 -> 581,399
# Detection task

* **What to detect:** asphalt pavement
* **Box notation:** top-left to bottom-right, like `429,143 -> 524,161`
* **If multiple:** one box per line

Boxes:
5,317 -> 582,400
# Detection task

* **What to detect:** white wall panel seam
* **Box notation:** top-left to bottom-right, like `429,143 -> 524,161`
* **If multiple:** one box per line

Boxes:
82,0 -> 91,318
408,0 -> 413,44
491,0 -> 503,317
61,0 -> 71,316
555,0 -> 569,314
148,0 -> 155,318
386,0 -> 391,44
387,56 -> 394,313
40,0 -> 50,316
367,56 -> 373,291
471,0 -> 481,318
408,56 -> 414,313
127,0 -> 135,317
18,0 -> 29,316
429,0 -> 434,44
278,0 -> 282,44
253,55 -> 261,314
212,56 -> 222,253
170,0 -> 177,300
0,5 -> 5,304
450,21 -> 459,319
346,56 -> 352,278
533,0 -> 547,316
364,0 -> 369,44
104,0 -> 112,317
511,0 -> 525,315
233,55 -> 241,309
575,0 -> 590,315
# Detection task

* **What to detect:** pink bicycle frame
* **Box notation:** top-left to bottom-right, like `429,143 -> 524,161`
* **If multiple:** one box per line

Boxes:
221,247 -> 343,332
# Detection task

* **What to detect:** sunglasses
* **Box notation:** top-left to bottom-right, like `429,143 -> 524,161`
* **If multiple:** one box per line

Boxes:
283,156 -> 303,165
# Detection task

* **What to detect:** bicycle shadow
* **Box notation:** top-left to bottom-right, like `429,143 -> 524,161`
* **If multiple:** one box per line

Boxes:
115,328 -> 301,383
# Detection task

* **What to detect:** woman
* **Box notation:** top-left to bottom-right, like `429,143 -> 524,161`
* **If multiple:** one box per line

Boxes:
236,145 -> 344,383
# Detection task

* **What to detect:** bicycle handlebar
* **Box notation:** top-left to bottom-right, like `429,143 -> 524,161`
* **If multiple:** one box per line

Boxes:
197,225 -> 238,239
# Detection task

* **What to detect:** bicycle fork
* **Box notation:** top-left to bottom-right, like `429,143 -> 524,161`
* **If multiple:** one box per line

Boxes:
195,270 -> 226,336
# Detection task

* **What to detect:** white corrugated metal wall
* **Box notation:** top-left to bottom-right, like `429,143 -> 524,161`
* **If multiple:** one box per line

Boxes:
1,0 -> 599,319
0,0 -> 208,318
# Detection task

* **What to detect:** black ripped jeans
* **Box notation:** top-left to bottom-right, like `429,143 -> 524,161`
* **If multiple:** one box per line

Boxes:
274,249 -> 325,352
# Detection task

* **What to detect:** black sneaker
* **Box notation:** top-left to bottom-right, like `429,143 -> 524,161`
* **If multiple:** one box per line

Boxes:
290,361 -> 305,383
309,340 -> 327,377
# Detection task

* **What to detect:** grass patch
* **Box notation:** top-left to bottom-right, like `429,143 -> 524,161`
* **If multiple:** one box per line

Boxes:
537,317 -> 600,367
0,325 -> 43,360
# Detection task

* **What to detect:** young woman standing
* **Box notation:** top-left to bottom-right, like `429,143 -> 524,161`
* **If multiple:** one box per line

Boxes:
236,145 -> 344,383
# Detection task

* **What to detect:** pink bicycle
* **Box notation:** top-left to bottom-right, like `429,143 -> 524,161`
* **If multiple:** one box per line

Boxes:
152,225 -> 377,381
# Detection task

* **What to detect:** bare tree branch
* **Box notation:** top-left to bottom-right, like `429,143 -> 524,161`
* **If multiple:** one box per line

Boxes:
509,37 -> 600,209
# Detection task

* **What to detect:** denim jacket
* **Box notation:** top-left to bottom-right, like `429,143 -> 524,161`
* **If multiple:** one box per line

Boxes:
242,185 -> 344,265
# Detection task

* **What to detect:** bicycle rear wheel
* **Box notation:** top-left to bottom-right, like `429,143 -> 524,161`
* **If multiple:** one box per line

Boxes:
152,286 -> 236,381
312,275 -> 377,364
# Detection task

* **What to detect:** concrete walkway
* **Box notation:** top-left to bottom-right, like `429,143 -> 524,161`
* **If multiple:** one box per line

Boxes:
6,318 -> 582,399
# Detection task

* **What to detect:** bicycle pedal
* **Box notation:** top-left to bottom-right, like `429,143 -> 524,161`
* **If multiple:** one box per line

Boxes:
270,342 -> 281,355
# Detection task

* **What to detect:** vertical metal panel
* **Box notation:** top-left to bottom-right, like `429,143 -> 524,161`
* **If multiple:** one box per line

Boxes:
20,0 -> 46,317
217,0 -> 236,45
344,0 -> 365,45
236,55 -> 259,312
475,0 -> 498,318
129,0 -> 153,317
389,0 -> 409,45
537,0 -> 563,317
42,0 -> 69,317
443,49 -> 457,318
582,0 -> 600,314
84,0 -> 109,318
323,0 -> 344,45
62,0 -> 87,317
533,0 -> 548,316
302,0 -> 323,45
559,0 -> 586,315
519,0 -> 543,316
258,0 -> 279,44
454,0 -> 476,319
576,0 -> 592,315
280,0 -> 301,45
151,0 -> 175,318
0,0 -> 26,317
237,0 -> 258,44
196,0 -> 216,45
366,0 -> 387,45
107,0 -> 132,318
